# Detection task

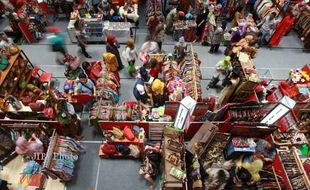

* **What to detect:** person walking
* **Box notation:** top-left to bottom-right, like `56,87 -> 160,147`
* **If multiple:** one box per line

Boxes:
209,22 -> 226,53
106,34 -> 124,70
75,22 -> 92,58
123,39 -> 138,77
257,12 -> 278,47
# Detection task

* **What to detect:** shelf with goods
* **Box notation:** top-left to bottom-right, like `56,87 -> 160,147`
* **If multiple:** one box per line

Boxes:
0,50 -> 37,98
161,127 -> 187,190
177,44 -> 202,102
275,148 -> 310,190
99,125 -> 145,159
79,14 -> 104,42
42,130 -> 83,182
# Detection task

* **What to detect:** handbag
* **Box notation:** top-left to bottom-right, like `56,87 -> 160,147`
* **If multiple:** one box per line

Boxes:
29,102 -> 44,112
124,126 -> 135,141
116,144 -> 130,156
167,139 -> 183,153
0,55 -> 9,71
101,143 -> 116,155
129,144 -> 140,158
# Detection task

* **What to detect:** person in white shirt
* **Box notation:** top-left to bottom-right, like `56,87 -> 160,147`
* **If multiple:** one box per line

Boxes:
139,35 -> 159,64
0,32 -> 14,51
123,39 -> 138,77
257,12 -> 278,46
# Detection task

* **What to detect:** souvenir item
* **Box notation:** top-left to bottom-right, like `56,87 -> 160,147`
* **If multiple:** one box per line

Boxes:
116,144 -> 130,156
0,55 -> 9,71
124,126 -> 135,141
112,127 -> 124,139
166,152 -> 181,166
128,144 -> 140,158
167,139 -> 183,153
101,143 -> 117,155
169,166 -> 186,181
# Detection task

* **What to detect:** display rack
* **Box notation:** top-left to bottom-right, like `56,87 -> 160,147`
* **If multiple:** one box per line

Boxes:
0,50 -> 35,98
79,14 -> 104,42
42,130 -> 82,182
179,44 -> 202,101
98,124 -> 145,158
294,10 -> 310,51
161,133 -> 187,189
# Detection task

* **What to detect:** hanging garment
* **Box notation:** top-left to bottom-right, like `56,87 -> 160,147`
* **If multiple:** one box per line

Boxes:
269,16 -> 295,47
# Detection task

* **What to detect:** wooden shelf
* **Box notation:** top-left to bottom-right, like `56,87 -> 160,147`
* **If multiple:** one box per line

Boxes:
0,50 -> 21,85
19,69 -> 34,98
8,61 -> 29,95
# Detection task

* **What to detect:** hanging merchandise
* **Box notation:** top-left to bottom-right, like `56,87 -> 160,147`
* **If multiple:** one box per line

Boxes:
42,131 -> 84,182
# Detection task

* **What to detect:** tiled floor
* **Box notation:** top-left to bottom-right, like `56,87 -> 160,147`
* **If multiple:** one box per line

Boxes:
1,5 -> 310,190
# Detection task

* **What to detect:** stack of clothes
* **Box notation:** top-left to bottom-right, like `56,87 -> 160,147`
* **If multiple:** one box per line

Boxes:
96,71 -> 120,104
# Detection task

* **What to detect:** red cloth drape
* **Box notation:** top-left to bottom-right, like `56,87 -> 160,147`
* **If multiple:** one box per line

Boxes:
269,16 -> 295,47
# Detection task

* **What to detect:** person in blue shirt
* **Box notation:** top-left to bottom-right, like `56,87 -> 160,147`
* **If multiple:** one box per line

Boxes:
76,73 -> 95,95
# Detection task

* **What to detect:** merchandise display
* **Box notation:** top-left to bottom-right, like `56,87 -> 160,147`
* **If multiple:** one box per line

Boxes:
0,0 -> 309,189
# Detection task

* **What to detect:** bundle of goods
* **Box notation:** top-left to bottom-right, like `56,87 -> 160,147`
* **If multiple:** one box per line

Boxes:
100,125 -> 145,158
90,101 -> 148,122
254,0 -> 280,19
42,135 -> 84,182
289,65 -> 310,84
18,161 -> 46,189
96,72 -> 120,104
178,49 -> 202,101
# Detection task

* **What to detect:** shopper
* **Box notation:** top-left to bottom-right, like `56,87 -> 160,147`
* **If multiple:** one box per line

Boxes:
98,0 -> 111,20
218,67 -> 241,105
202,5 -> 216,45
0,32 -> 14,51
231,6 -> 244,28
150,79 -> 167,107
257,12 -> 278,47
106,34 -> 124,70
81,61 -> 103,83
64,55 -> 84,80
149,58 -> 159,78
139,35 -> 159,64
165,8 -> 177,34
102,52 -> 120,79
75,73 -> 95,95
123,39 -> 137,77
133,79 -> 149,110
209,23 -> 225,53
174,36 -> 186,62
208,56 -> 232,88
155,21 -> 165,52
196,7 -> 209,42
50,30 -> 67,56
139,66 -> 150,82
75,22 -> 92,58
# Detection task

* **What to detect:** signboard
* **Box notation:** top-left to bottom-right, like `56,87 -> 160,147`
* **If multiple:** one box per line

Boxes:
174,104 -> 190,130
261,96 -> 296,125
